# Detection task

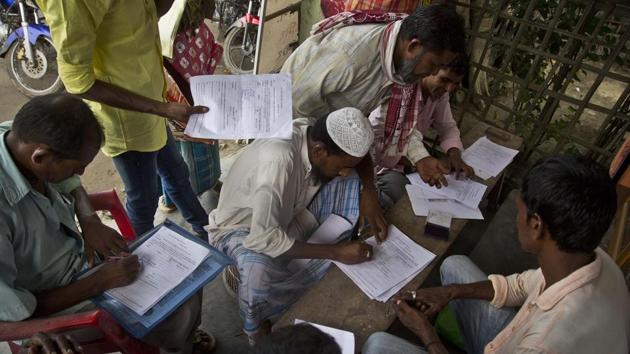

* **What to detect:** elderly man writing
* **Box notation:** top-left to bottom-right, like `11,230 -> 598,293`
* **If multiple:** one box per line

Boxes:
281,4 -> 466,239
209,108 -> 374,343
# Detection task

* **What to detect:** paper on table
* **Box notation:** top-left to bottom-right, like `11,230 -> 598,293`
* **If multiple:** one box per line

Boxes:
185,74 -> 293,140
407,173 -> 487,209
405,185 -> 484,220
294,320 -> 355,354
287,214 -> 352,273
335,226 -> 436,302
462,136 -> 519,179
106,226 -> 210,315
375,266 -> 424,302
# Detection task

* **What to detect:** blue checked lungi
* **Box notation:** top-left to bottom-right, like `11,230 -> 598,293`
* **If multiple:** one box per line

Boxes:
211,173 -> 361,334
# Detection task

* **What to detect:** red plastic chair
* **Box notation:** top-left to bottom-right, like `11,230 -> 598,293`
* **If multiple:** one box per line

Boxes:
0,189 -> 158,354
87,189 -> 137,241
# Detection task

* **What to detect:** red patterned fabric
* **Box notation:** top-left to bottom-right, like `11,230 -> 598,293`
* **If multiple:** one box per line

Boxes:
313,11 -> 420,155
321,0 -> 346,18
312,10 -> 406,35
345,0 -> 421,14
171,21 -> 223,81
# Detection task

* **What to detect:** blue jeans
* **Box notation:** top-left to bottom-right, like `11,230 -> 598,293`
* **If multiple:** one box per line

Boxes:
376,170 -> 410,211
362,255 -> 517,354
112,129 -> 208,235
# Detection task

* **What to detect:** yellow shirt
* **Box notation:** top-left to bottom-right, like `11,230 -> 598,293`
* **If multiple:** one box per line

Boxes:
37,0 -> 167,157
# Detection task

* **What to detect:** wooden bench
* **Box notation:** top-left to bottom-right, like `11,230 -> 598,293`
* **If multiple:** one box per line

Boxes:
275,122 -> 523,350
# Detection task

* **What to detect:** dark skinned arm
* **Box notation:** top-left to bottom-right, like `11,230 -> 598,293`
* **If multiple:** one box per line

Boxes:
396,281 -> 495,320
355,155 -> 389,241
281,240 -> 373,265
393,282 -> 495,354
71,186 -> 129,265
155,0 -> 175,17
33,255 -> 139,317
446,281 -> 495,301
78,80 -> 208,124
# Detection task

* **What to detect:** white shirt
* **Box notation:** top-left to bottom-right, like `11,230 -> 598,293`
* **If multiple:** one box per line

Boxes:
207,119 -> 321,257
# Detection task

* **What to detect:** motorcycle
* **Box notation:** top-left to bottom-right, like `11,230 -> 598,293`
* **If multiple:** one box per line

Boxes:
220,0 -> 260,74
0,0 -> 62,97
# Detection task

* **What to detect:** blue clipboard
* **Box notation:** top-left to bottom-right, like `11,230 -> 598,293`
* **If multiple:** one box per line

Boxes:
80,219 -> 232,338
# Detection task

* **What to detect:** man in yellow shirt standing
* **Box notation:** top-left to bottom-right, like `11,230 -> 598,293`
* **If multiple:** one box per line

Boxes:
37,0 -> 210,237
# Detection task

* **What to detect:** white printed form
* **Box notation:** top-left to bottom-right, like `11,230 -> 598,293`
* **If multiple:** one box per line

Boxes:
185,74 -> 293,140
462,136 -> 519,179
106,227 -> 209,315
407,173 -> 487,209
405,184 -> 484,220
335,226 -> 435,302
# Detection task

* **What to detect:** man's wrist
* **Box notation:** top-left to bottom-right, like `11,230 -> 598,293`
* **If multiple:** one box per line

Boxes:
148,101 -> 166,117
415,326 -> 440,346
444,284 -> 460,301
77,212 -> 100,225
329,244 -> 342,262
447,148 -> 462,157
414,156 -> 434,169
362,183 -> 377,193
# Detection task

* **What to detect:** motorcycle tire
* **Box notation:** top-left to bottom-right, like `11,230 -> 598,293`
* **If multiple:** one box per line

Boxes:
6,37 -> 64,97
223,25 -> 258,75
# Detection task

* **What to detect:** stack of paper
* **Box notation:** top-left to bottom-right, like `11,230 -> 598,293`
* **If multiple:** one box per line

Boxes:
406,184 -> 484,220
105,226 -> 210,315
335,226 -> 436,302
406,173 -> 486,220
185,74 -> 293,140
294,320 -> 354,354
462,136 -> 519,180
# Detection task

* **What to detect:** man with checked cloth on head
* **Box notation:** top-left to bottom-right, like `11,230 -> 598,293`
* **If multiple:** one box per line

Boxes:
281,4 -> 467,241
208,108 -> 375,343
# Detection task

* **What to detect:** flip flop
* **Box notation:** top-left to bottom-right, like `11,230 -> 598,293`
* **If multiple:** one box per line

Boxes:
158,195 -> 177,213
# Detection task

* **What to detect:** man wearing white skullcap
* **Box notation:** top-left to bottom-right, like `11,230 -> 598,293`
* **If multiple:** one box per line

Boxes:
207,108 -> 374,342
282,5 -> 467,241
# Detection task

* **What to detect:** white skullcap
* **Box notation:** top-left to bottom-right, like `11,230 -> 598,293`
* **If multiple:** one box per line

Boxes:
326,107 -> 374,157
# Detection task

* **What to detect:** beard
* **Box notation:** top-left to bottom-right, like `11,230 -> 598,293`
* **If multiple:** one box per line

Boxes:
397,52 -> 424,84
311,164 -> 333,184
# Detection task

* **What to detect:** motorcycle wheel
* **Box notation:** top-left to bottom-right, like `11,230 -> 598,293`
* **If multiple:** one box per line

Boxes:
223,25 -> 257,75
6,37 -> 64,97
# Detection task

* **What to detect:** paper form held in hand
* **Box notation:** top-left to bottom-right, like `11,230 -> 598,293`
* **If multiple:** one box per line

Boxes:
185,74 -> 293,140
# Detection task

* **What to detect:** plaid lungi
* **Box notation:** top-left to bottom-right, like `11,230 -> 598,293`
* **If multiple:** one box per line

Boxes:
211,173 -> 361,334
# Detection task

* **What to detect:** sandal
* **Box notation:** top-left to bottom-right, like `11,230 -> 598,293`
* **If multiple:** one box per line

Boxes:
192,329 -> 216,354
222,265 -> 240,298
158,195 -> 177,213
